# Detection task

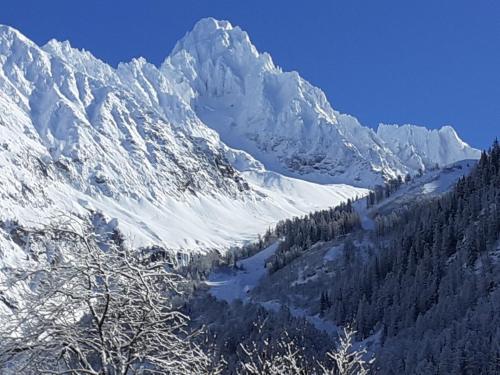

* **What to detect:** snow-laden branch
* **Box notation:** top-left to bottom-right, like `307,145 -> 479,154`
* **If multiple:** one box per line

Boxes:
0,217 -> 219,374
237,320 -> 374,374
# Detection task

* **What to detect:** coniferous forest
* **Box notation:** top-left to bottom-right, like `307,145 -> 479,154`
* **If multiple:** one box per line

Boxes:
267,202 -> 361,272
321,141 -> 500,374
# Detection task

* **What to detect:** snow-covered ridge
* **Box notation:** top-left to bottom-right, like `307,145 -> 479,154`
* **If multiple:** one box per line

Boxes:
377,123 -> 480,171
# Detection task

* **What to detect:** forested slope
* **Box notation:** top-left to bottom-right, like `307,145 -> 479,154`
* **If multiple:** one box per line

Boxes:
323,141 -> 500,374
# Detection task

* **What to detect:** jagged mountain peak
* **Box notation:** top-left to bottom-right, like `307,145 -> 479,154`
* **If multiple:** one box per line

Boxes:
378,123 -> 463,139
0,24 -> 36,48
42,38 -> 117,83
164,18 -> 276,96
189,17 -> 235,35
163,19 -> 405,186
162,18 -> 479,187
0,24 -> 52,79
171,17 -> 259,59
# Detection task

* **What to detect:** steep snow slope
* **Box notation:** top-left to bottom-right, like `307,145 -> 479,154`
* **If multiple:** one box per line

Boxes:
163,18 -> 479,186
377,124 -> 480,171
0,24 -> 366,252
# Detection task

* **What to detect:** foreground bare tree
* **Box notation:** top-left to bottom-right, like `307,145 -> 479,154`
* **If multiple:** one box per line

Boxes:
238,321 -> 373,375
239,335 -> 305,374
0,217 -> 218,374
321,326 -> 374,375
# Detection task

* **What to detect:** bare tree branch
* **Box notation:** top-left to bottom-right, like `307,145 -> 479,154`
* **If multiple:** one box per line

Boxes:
0,216 -> 218,374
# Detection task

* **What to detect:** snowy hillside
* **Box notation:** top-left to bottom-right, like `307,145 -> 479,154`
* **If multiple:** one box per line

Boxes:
0,10 -> 496,375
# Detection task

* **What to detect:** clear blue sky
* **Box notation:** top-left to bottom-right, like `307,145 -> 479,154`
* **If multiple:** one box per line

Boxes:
1,0 -> 498,149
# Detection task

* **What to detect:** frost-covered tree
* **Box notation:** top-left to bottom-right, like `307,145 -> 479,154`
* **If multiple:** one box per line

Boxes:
321,327 -> 373,375
237,323 -> 373,375
0,218 -> 217,374
238,335 -> 305,375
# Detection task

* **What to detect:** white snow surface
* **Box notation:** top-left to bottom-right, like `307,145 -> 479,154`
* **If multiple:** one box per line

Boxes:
323,244 -> 344,262
207,242 -> 279,302
360,159 -> 476,218
0,18 -> 479,255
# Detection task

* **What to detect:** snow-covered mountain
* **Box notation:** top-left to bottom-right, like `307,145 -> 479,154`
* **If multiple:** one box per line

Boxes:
0,18 -> 479,252
0,22 -> 367,253
163,18 -> 479,186
377,124 -> 480,172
